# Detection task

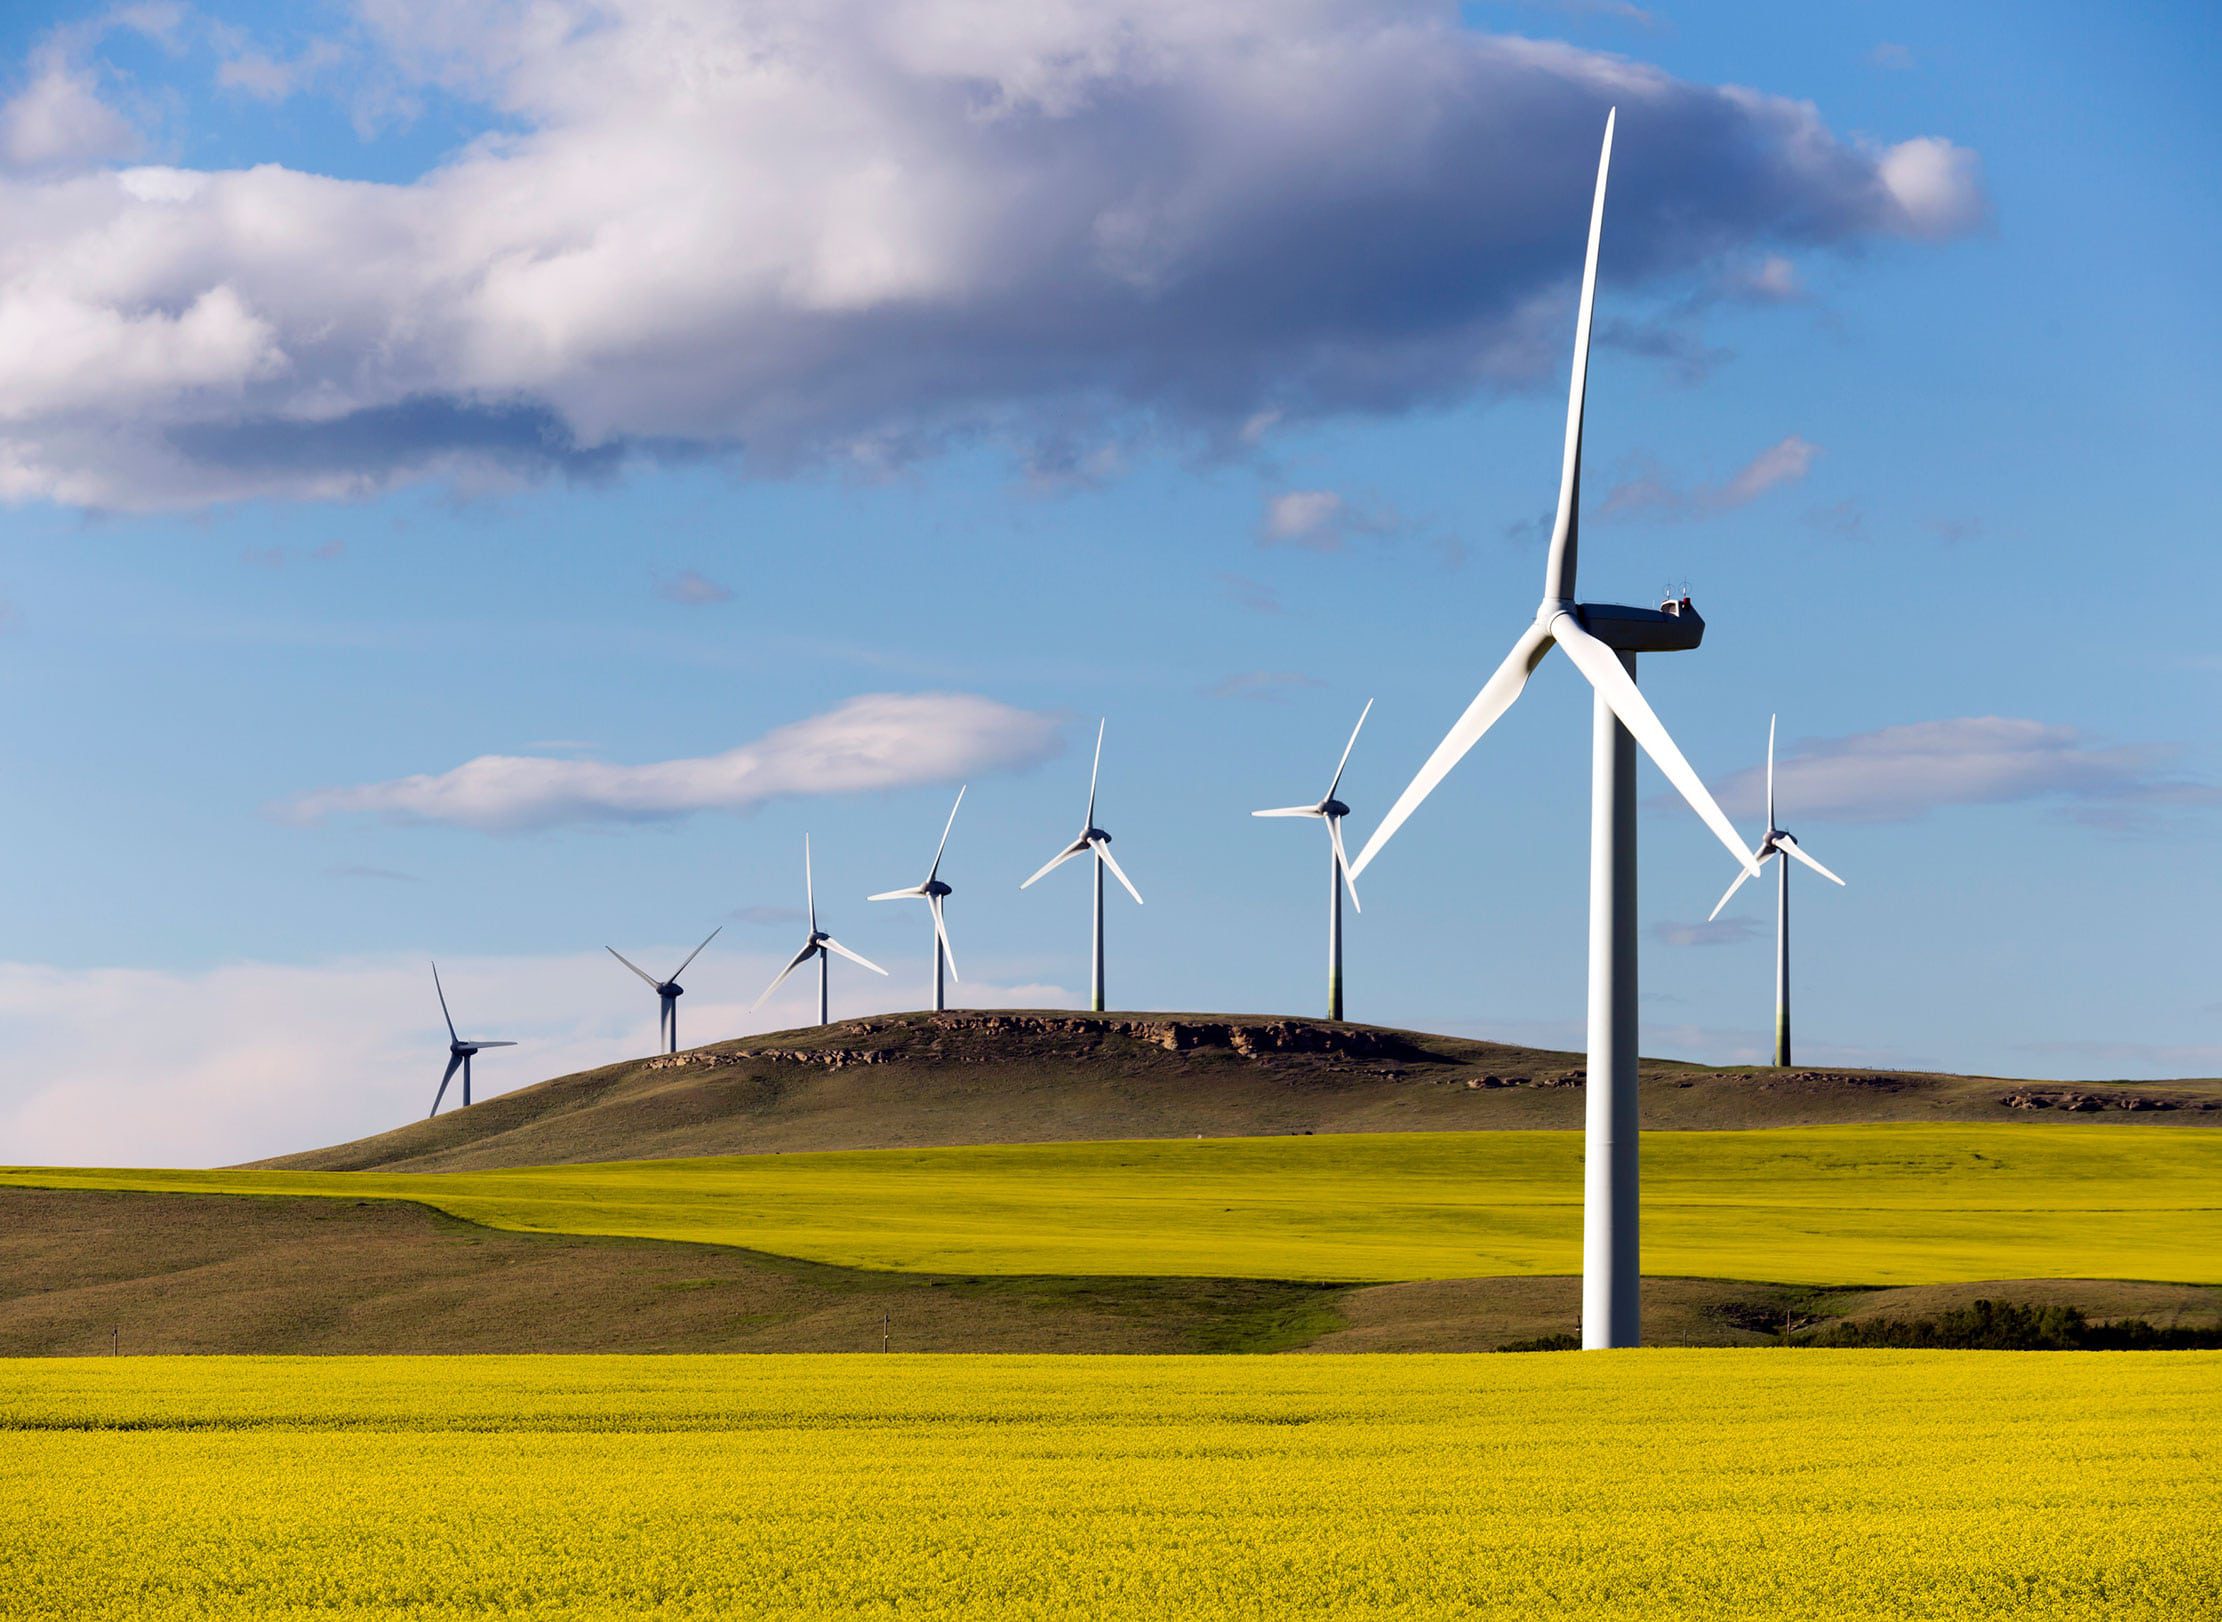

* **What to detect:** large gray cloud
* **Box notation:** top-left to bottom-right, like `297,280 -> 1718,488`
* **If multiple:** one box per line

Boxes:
0,1 -> 1984,509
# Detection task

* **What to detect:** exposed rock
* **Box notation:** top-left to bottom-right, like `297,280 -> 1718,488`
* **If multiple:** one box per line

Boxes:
2001,1088 -> 2181,1113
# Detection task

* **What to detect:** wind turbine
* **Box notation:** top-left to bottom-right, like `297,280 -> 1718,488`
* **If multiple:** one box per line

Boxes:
869,787 -> 966,1012
1254,699 -> 1372,1020
1348,108 -> 1763,1350
1708,716 -> 1846,1067
1022,720 -> 1143,1013
606,926 -> 720,1054
755,837 -> 887,1026
428,961 -> 515,1117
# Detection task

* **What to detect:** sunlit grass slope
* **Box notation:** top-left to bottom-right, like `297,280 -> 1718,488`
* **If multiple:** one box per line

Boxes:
4,1352 -> 2216,1619
8,1123 -> 2218,1285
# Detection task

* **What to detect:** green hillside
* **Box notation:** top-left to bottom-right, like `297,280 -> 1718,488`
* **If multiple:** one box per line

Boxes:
14,1123 -> 2219,1286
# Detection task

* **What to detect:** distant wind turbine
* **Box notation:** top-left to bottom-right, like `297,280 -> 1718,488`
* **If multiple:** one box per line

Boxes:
1021,720 -> 1143,1013
1708,715 -> 1846,1066
755,837 -> 887,1026
1348,109 -> 1762,1349
1254,699 -> 1372,1020
606,926 -> 721,1054
869,787 -> 966,1013
428,961 -> 515,1117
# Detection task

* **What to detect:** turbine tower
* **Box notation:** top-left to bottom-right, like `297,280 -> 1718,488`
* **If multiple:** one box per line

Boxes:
1253,699 -> 1372,1020
1022,720 -> 1144,1013
1349,109 -> 1762,1350
1708,715 -> 1846,1067
755,837 -> 887,1026
428,961 -> 515,1117
869,787 -> 966,1013
606,926 -> 720,1054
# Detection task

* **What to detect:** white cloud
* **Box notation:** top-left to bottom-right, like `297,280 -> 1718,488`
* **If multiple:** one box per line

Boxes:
1599,434 -> 1819,519
0,1 -> 1986,510
1877,137 -> 1986,238
0,46 -> 136,174
1261,489 -> 1347,548
284,691 -> 1064,831
1207,670 -> 1325,703
0,950 -> 1069,1167
1709,716 -> 2219,827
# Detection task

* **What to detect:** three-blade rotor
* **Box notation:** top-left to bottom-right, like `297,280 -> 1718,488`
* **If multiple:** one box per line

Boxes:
1348,108 -> 1761,890
1708,715 -> 1847,919
428,961 -> 516,1117
755,836 -> 888,1010
1254,697 -> 1371,911
870,786 -> 966,982
1022,719 -> 1144,906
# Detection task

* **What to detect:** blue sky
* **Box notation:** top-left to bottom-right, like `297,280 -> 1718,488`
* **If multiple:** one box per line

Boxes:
1,1 -> 2217,1163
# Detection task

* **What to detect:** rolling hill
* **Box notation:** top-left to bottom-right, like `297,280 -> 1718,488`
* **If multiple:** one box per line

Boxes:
251,1010 -> 2222,1173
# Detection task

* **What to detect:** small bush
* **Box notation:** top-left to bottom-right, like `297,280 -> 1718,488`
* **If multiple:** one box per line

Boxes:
1801,1298 -> 2222,1351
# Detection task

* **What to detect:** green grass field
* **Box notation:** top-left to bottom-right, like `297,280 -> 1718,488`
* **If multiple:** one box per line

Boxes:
3,1352 -> 2215,1618
8,1122 -> 2218,1285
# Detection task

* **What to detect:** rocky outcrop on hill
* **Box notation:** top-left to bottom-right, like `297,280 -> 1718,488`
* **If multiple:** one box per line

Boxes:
2000,1088 -> 2213,1113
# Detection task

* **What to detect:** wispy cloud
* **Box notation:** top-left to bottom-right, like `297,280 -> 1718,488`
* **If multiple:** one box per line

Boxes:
1207,671 -> 1325,703
326,863 -> 416,883
656,569 -> 733,606
1705,716 -> 2219,828
1868,42 -> 1916,71
1216,572 -> 1283,616
284,692 -> 1063,832
1653,918 -> 1764,948
1259,489 -> 1402,551
1599,436 -> 1820,521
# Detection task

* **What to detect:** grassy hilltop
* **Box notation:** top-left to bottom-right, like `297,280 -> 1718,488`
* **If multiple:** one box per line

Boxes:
250,1009 -> 2222,1173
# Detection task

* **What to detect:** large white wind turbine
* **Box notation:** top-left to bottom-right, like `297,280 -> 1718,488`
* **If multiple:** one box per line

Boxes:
428,961 -> 515,1117
1254,699 -> 1372,1020
869,787 -> 967,1013
1021,720 -> 1143,1012
755,837 -> 887,1026
1349,109 -> 1763,1350
606,926 -> 720,1054
1708,716 -> 1846,1067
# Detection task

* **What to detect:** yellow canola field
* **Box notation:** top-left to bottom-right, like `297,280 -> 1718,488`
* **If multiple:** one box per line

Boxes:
6,1123 -> 2220,1284
3,1351 -> 2217,1619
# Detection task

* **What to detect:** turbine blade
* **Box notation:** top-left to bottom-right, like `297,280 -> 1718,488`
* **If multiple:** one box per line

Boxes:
1766,712 -> 1777,831
606,946 -> 661,988
472,1040 -> 517,1048
669,925 -> 721,983
1774,832 -> 1846,887
1553,611 -> 1761,877
1706,853 -> 1766,923
929,894 -> 959,983
1327,813 -> 1361,914
1251,806 -> 1321,818
1350,619 -> 1554,878
1324,697 -> 1374,802
927,785 -> 965,883
430,1052 -> 462,1118
1541,107 -> 1615,607
1091,837 -> 1144,906
753,941 -> 818,1010
868,886 -> 926,902
804,835 -> 816,932
1021,841 -> 1086,890
1086,719 -> 1104,826
821,937 -> 888,976
431,961 -> 458,1043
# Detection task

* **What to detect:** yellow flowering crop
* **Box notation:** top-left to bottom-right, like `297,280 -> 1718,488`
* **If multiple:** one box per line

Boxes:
3,1351 -> 2216,1618
6,1123 -> 2218,1284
